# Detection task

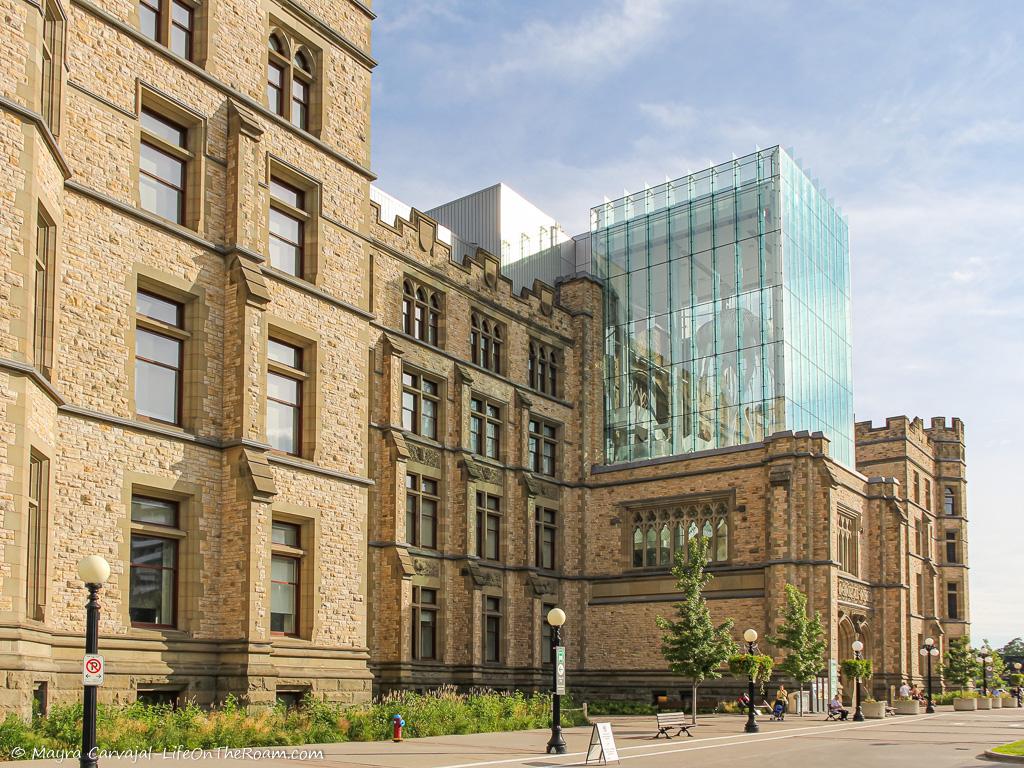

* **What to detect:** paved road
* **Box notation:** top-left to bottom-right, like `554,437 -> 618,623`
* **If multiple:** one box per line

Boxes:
9,706 -> 1024,768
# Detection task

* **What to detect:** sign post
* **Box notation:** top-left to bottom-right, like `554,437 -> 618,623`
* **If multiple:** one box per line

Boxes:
555,646 -> 566,696
585,722 -> 620,765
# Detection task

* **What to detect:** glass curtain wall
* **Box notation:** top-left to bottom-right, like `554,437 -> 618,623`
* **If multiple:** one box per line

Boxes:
591,147 -> 853,467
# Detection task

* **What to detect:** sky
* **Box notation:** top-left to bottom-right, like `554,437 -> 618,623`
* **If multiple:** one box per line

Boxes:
369,0 -> 1024,647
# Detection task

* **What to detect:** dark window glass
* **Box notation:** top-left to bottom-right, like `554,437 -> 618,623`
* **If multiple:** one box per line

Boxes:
470,398 -> 501,458
944,488 -> 955,516
129,502 -> 178,628
946,583 -> 959,619
34,212 -> 53,373
484,596 -> 501,663
528,418 -> 558,477
401,371 -> 439,439
267,61 -> 285,115
402,279 -> 442,346
405,474 -> 438,549
476,492 -> 501,561
26,453 -> 48,620
536,507 -> 556,570
412,586 -> 437,661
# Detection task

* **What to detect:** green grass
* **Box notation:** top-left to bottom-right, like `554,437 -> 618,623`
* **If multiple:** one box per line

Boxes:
0,687 -> 585,760
993,740 -> 1024,756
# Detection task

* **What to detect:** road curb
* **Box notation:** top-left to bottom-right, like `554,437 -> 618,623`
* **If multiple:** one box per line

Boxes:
983,750 -> 1024,763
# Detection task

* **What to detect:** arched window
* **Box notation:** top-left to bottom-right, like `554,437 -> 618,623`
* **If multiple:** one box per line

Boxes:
402,277 -> 443,347
628,500 -> 731,567
470,311 -> 503,373
943,487 -> 955,516
528,339 -> 562,396
266,30 -> 317,133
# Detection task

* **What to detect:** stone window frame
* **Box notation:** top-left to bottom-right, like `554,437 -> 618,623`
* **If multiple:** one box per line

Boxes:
129,268 -> 207,433
119,472 -> 203,637
944,529 -> 960,564
401,366 -> 442,441
134,289 -> 186,426
469,395 -> 503,460
469,310 -> 504,374
267,502 -> 321,644
265,157 -> 322,285
528,339 -> 561,398
626,498 -> 731,570
264,320 -> 319,462
270,520 -> 303,637
924,478 -> 932,511
540,600 -> 556,666
39,0 -> 66,137
401,276 -> 443,348
945,580 -> 960,620
25,450 -> 49,622
943,487 -> 956,516
128,494 -> 181,629
475,491 -> 502,562
405,472 -> 439,550
483,594 -> 502,664
135,84 -> 207,233
32,206 -> 56,377
265,24 -> 322,137
912,471 -> 920,504
527,415 -> 559,478
136,0 -> 205,64
838,509 -> 860,577
411,585 -> 439,661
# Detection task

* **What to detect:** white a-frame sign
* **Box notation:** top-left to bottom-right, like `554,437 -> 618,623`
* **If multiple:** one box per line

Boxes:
585,722 -> 620,765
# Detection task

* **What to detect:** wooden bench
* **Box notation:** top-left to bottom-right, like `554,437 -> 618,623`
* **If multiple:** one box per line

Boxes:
654,712 -> 697,739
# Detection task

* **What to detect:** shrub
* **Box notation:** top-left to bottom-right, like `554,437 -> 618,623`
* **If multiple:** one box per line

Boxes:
586,701 -> 656,716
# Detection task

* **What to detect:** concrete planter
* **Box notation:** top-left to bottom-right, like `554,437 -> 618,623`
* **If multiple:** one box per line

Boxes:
894,700 -> 920,715
977,697 -> 993,710
862,701 -> 887,719
991,696 -> 1003,708
954,697 -> 977,711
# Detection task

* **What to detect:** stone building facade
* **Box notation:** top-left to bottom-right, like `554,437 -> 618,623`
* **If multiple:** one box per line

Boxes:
0,0 -> 969,717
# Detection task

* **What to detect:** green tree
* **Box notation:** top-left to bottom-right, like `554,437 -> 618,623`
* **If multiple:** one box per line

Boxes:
942,637 -> 980,693
998,638 -> 1024,656
656,536 -> 735,724
767,584 -> 827,715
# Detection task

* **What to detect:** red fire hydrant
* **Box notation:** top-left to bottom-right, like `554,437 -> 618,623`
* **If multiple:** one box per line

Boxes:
392,714 -> 405,742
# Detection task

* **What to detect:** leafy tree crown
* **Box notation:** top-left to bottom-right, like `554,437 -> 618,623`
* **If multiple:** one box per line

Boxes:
766,584 -> 827,685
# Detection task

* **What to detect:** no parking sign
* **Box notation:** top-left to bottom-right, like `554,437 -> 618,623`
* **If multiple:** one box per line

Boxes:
83,654 -> 104,686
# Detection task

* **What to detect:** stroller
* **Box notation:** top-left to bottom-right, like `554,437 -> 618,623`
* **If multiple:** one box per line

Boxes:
770,701 -> 786,721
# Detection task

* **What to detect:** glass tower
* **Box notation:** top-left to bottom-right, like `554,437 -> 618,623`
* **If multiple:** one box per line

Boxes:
591,147 -> 853,467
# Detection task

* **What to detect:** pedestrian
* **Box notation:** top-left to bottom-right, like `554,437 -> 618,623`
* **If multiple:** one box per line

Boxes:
899,681 -> 911,699
775,684 -> 788,715
830,693 -> 849,721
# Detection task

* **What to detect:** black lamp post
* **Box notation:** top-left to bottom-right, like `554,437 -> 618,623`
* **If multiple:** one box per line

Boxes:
78,556 -> 110,768
977,650 -> 992,697
743,629 -> 759,734
852,640 -> 865,722
545,608 -> 567,755
1014,663 -> 1022,707
919,637 -> 938,714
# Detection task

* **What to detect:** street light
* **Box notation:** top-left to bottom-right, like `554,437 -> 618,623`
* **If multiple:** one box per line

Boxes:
1014,663 -> 1022,707
976,649 -> 992,697
743,629 -> 759,734
852,640 -> 865,722
545,607 -> 567,755
77,555 -> 110,768
919,637 -> 939,713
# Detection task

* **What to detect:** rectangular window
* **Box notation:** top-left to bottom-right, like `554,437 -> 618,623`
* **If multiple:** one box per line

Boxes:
484,596 -> 501,663
945,531 -> 959,564
139,109 -> 189,224
916,573 -> 924,614
924,479 -> 932,511
26,452 -> 48,620
470,397 -> 502,459
271,521 -> 301,635
40,1 -> 61,134
535,507 -> 557,570
33,211 -> 54,375
401,370 -> 439,439
528,341 -> 561,397
269,177 -> 307,277
401,278 -> 442,346
139,0 -> 194,60
913,471 -> 920,504
838,513 -> 859,576
267,338 -> 304,455
405,474 -> 438,549
946,582 -> 959,620
475,492 -> 501,561
470,312 -> 503,374
541,601 -> 555,665
412,586 -> 437,661
135,290 -> 184,425
129,495 -> 179,627
528,418 -> 558,477
944,488 -> 956,516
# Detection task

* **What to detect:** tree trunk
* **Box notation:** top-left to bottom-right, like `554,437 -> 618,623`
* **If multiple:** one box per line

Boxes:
691,682 -> 698,725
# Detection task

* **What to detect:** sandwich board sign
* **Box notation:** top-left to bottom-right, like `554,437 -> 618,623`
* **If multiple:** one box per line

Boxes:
83,654 -> 104,686
585,722 -> 619,765
554,646 -> 566,695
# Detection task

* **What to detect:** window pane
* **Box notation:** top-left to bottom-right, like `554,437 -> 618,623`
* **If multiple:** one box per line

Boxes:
171,0 -> 192,26
402,391 -> 416,432
271,179 -> 304,209
267,371 -> 300,405
135,359 -> 179,423
129,535 -> 176,625
272,521 -> 299,547
137,292 -> 181,326
170,25 -> 190,58
136,328 -> 181,367
271,556 -> 298,634
131,496 -> 177,526
141,110 -> 186,148
270,207 -> 302,243
139,3 -> 159,40
267,399 -> 299,454
269,235 -> 301,275
139,173 -> 184,223
268,339 -> 301,368
421,398 -> 437,439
